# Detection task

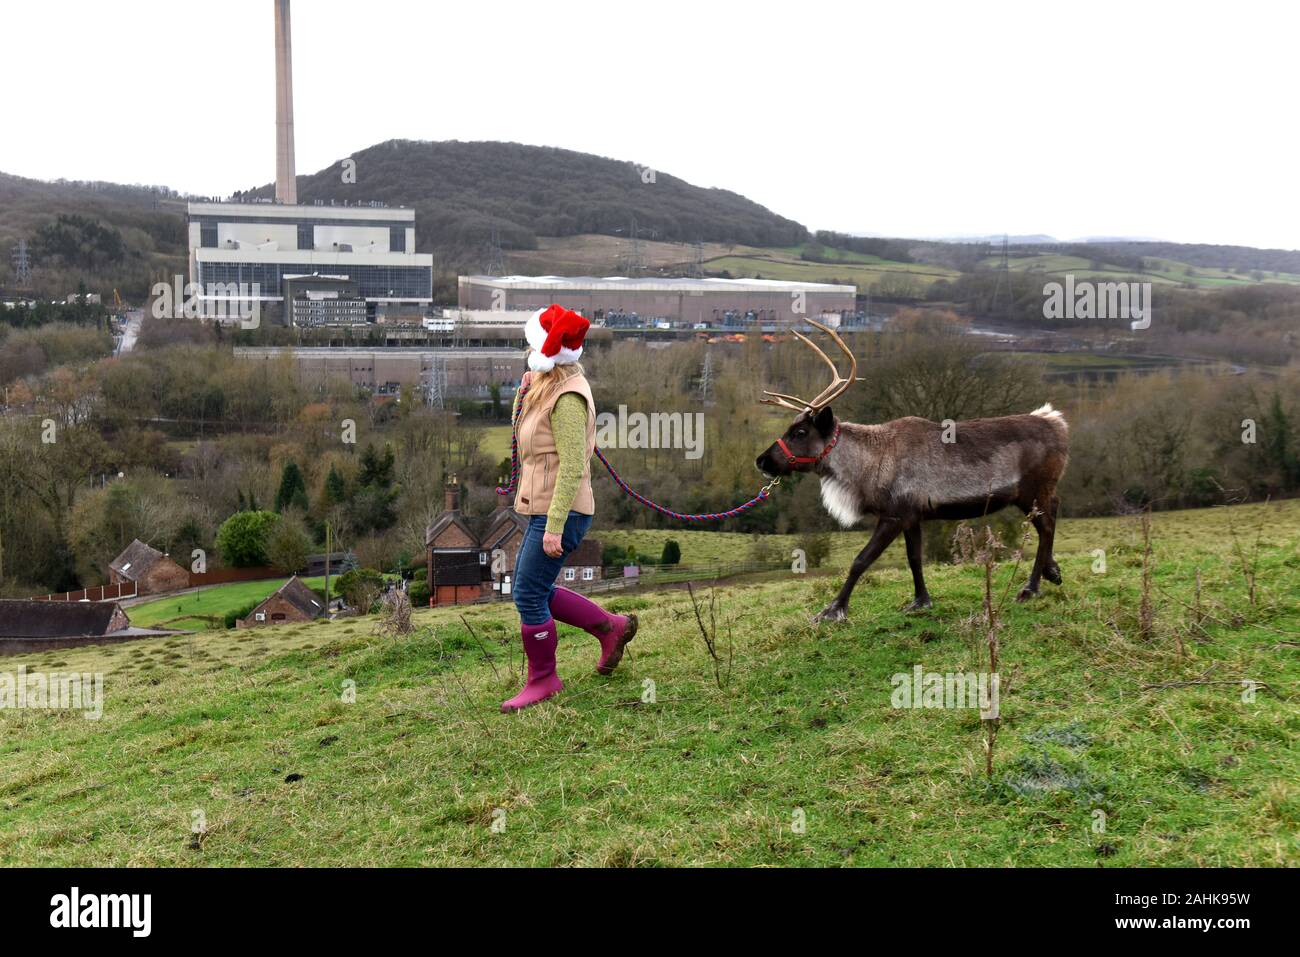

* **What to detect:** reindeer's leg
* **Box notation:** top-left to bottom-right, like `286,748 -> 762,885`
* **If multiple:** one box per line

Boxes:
1043,495 -> 1062,585
1017,495 -> 1059,602
814,516 -> 903,623
903,521 -> 932,611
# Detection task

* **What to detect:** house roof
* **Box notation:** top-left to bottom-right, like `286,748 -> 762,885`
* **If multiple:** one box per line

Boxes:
425,509 -> 477,548
0,600 -> 128,639
424,504 -> 600,566
564,538 -> 603,567
108,539 -> 168,580
483,508 -> 528,550
250,576 -> 324,619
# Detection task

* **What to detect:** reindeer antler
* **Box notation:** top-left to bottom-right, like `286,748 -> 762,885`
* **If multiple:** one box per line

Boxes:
760,317 -> 860,413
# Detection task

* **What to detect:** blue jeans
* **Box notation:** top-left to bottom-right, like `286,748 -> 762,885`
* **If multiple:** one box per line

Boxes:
513,511 -> 594,625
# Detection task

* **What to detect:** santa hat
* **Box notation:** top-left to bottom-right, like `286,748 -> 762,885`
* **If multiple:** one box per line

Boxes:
524,303 -> 590,373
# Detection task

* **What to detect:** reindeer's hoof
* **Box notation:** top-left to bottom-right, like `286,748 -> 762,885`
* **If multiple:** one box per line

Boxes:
1044,562 -> 1062,585
1016,585 -> 1039,603
812,604 -> 847,624
905,596 -> 933,612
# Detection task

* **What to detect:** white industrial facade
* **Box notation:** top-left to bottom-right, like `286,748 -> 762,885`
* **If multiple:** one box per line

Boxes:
187,201 -> 435,323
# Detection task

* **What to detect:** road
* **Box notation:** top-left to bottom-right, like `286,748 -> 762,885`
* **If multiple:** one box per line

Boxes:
116,310 -> 143,354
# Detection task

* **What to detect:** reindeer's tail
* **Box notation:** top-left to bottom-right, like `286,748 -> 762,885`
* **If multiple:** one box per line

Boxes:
1030,403 -> 1068,431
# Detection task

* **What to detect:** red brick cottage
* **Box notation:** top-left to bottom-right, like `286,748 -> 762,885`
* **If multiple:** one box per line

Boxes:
237,576 -> 326,628
107,540 -> 190,597
425,479 -> 602,607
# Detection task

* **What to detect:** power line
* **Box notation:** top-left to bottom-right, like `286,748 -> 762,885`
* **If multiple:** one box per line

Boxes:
11,240 -> 32,287
423,354 -> 447,409
698,350 -> 714,402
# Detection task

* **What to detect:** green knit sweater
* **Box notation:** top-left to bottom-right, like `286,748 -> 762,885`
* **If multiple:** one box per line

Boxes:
513,388 -> 590,534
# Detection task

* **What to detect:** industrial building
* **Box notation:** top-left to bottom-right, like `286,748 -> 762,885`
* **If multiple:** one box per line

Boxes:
234,346 -> 528,399
184,0 -> 433,325
186,200 -> 435,324
457,275 -> 857,326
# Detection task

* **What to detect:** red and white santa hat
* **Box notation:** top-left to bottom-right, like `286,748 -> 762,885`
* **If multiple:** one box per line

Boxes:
524,303 -> 590,373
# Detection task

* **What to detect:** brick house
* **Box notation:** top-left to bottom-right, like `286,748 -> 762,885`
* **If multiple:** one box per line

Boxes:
237,576 -> 325,628
425,478 -> 603,607
107,539 -> 190,597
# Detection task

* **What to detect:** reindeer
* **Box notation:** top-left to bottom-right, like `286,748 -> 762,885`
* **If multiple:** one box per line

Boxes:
755,319 -> 1069,623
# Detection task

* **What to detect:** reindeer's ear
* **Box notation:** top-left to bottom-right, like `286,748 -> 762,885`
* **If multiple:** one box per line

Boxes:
813,406 -> 835,436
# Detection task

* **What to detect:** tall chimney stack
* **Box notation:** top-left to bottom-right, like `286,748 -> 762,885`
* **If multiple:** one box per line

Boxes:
273,0 -> 297,205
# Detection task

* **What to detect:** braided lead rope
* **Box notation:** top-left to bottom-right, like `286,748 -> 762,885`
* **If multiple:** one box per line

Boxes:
494,382 -> 779,522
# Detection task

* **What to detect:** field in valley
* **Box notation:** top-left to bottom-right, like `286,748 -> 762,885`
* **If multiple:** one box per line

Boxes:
0,500 -> 1295,866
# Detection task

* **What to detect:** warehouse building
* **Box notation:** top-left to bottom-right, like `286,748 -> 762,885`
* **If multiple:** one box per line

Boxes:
457,275 -> 856,326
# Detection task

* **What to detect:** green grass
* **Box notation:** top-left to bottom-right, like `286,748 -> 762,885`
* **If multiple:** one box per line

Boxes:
986,253 -> 1300,289
1,501 -> 1296,866
127,576 -> 330,629
703,251 -> 958,294
481,424 -> 514,465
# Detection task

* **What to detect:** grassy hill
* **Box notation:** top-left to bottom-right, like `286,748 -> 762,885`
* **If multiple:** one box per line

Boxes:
0,172 -> 188,300
1,500 -> 1295,866
981,252 -> 1300,289
126,577 -> 332,632
505,235 -> 960,295
248,140 -> 809,257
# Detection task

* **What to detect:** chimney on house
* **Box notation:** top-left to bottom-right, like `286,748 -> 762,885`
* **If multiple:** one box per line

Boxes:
444,475 -> 459,513
273,0 -> 297,205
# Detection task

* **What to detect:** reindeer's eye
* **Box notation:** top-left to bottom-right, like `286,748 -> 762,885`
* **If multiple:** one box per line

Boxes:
793,428 -> 808,438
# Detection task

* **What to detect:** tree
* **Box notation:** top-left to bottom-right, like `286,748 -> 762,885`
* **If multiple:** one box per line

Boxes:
335,566 -> 385,610
215,510 -> 280,567
266,513 -> 311,574
795,531 -> 832,569
322,465 -> 346,506
274,460 -> 309,513
660,539 -> 682,565
844,310 -> 1042,423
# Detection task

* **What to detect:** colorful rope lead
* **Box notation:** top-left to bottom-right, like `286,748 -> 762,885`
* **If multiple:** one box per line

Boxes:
494,381 -> 778,522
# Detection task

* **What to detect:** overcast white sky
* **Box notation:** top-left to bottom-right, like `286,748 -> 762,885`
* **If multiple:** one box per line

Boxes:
4,0 -> 1297,249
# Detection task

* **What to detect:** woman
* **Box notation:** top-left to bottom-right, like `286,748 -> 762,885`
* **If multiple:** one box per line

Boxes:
502,304 -> 637,713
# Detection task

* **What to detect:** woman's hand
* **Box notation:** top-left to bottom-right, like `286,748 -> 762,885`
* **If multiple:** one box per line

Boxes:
542,531 -> 563,558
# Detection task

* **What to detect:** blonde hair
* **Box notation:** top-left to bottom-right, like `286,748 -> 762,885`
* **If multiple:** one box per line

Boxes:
524,357 -> 585,411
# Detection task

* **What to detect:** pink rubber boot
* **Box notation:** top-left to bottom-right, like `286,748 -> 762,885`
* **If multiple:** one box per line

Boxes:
501,619 -> 564,713
549,586 -> 638,675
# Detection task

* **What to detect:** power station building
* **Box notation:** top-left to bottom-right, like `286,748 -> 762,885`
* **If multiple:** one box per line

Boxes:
457,275 -> 857,326
186,201 -> 435,324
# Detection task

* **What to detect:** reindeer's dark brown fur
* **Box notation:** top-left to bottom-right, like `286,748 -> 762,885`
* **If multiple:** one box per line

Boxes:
756,404 -> 1069,622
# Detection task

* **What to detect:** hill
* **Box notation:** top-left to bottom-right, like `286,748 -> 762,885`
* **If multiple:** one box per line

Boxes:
1,500 -> 1295,866
0,172 -> 189,300
241,139 -> 809,258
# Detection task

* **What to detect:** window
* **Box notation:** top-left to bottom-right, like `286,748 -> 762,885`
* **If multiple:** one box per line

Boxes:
479,552 -> 488,565
200,222 -> 218,247
582,567 -> 594,581
563,567 -> 576,581
298,224 -> 314,250
390,227 -> 406,252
